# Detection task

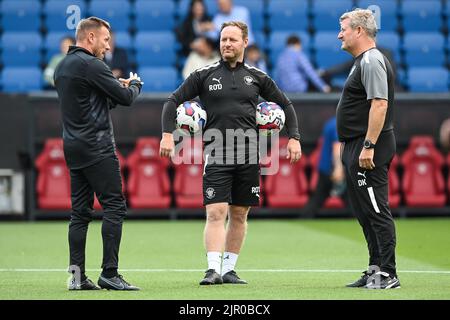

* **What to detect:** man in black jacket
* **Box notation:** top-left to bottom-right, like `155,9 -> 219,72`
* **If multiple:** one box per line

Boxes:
160,21 -> 302,285
54,17 -> 142,291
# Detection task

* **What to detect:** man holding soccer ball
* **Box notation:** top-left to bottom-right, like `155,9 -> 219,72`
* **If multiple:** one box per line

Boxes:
160,21 -> 301,285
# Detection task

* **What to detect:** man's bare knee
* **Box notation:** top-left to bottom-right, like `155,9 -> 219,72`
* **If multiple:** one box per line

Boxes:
206,203 -> 228,224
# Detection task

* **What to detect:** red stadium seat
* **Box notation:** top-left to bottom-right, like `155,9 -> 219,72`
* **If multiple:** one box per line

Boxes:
126,137 -> 171,209
401,136 -> 446,207
447,153 -> 450,199
388,155 -> 401,208
308,138 -> 345,209
264,137 -> 309,208
35,138 -> 71,209
173,137 -> 204,208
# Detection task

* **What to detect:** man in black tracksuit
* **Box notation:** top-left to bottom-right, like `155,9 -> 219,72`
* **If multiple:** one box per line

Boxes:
337,10 -> 400,289
54,17 -> 142,291
160,21 -> 301,285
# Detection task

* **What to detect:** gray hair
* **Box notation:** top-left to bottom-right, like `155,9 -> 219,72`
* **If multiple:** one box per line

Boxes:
340,9 -> 377,39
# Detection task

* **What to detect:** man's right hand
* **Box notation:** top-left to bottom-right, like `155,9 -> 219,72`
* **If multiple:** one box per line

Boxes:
160,132 -> 175,158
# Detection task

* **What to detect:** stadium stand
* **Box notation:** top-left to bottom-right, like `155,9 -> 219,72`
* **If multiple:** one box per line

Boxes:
88,0 -> 131,32
43,0 -> 87,32
1,0 -> 41,31
401,136 -> 446,207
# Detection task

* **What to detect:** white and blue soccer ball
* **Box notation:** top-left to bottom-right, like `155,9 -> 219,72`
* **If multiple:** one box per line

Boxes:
176,101 -> 207,134
256,101 -> 285,136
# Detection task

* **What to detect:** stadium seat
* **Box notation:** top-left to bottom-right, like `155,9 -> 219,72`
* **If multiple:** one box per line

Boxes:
403,33 -> 445,68
177,0 -> 218,19
401,136 -> 446,207
1,67 -> 42,92
356,0 -> 398,31
134,32 -> 177,67
401,0 -> 442,32
407,67 -> 449,92
446,154 -> 450,200
93,150 -> 126,210
264,137 -> 309,208
35,138 -> 71,210
1,32 -> 42,66
311,0 -> 354,31
388,155 -> 401,209
44,31 -> 75,63
308,138 -> 345,209
314,32 -> 351,69
126,137 -> 171,209
268,31 -> 310,66
234,0 -> 265,31
1,0 -> 41,31
173,137 -> 204,208
138,67 -> 179,92
88,0 -> 131,32
376,32 -> 401,65
134,0 -> 175,31
268,0 -> 309,31
44,0 -> 87,32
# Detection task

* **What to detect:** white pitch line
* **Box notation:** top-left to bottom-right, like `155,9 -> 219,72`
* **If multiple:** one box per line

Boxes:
0,268 -> 450,274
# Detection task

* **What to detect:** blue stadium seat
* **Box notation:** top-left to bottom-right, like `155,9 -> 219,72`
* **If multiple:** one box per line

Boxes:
44,31 -> 75,63
235,0 -> 265,31
312,0 -> 354,31
138,67 -> 179,92
268,0 -> 309,31
254,31 -> 266,50
356,0 -> 398,31
177,0 -> 218,19
1,0 -> 41,31
376,32 -> 401,64
135,0 -> 175,31
134,32 -> 177,67
88,0 -> 131,31
44,0 -> 87,32
268,31 -> 310,66
403,33 -> 445,67
407,67 -> 448,92
1,32 -> 42,66
313,32 -> 350,69
401,0 -> 442,32
114,32 -> 132,51
1,67 -> 42,92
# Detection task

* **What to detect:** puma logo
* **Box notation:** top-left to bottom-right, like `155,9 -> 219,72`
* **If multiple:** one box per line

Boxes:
212,77 -> 222,83
357,171 -> 367,179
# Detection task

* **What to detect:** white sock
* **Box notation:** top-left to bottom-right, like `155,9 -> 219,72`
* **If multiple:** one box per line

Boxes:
221,251 -> 239,276
207,252 -> 222,274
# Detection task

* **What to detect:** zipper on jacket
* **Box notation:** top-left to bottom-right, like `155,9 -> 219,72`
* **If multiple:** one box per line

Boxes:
231,71 -> 237,89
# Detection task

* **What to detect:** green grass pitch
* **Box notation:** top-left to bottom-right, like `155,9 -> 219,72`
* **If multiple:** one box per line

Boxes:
0,218 -> 449,300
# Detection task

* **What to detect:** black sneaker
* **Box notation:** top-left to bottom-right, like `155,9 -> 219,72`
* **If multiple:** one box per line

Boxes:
199,269 -> 223,285
346,271 -> 370,288
98,274 -> 140,291
222,270 -> 248,284
365,272 -> 401,289
68,277 -> 100,290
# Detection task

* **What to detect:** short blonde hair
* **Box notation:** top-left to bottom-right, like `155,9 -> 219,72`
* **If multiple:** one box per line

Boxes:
75,16 -> 111,41
220,21 -> 248,40
340,9 -> 377,39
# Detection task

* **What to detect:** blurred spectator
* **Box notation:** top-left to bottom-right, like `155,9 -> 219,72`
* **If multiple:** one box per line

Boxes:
440,118 -> 450,151
275,35 -> 330,93
104,30 -> 130,79
211,0 -> 254,44
182,37 -> 220,79
245,44 -> 267,73
43,36 -> 75,87
302,117 -> 347,217
176,0 -> 215,57
319,46 -> 403,91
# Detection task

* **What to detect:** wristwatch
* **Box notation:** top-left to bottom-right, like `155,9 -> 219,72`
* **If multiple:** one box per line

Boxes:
363,139 -> 376,149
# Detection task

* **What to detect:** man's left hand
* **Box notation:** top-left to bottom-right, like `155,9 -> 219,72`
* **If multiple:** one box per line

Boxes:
286,138 -> 302,164
359,148 -> 375,170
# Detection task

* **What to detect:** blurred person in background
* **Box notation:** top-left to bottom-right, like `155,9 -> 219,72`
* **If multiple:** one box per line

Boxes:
43,36 -> 75,87
104,30 -> 130,79
245,44 -> 267,73
176,0 -> 215,57
182,36 -> 220,79
275,35 -> 330,93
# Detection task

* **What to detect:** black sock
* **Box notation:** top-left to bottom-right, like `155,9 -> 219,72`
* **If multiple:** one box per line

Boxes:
102,268 -> 118,278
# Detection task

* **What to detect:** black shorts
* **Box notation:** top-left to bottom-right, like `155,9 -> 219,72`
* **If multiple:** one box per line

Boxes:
203,163 -> 260,206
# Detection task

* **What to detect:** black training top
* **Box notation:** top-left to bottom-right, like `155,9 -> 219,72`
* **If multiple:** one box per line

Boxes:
54,46 -> 141,169
336,47 -> 395,142
162,59 -> 300,163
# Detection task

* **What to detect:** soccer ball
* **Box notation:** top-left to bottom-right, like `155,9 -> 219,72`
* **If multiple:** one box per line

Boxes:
256,101 -> 285,136
176,101 -> 207,134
